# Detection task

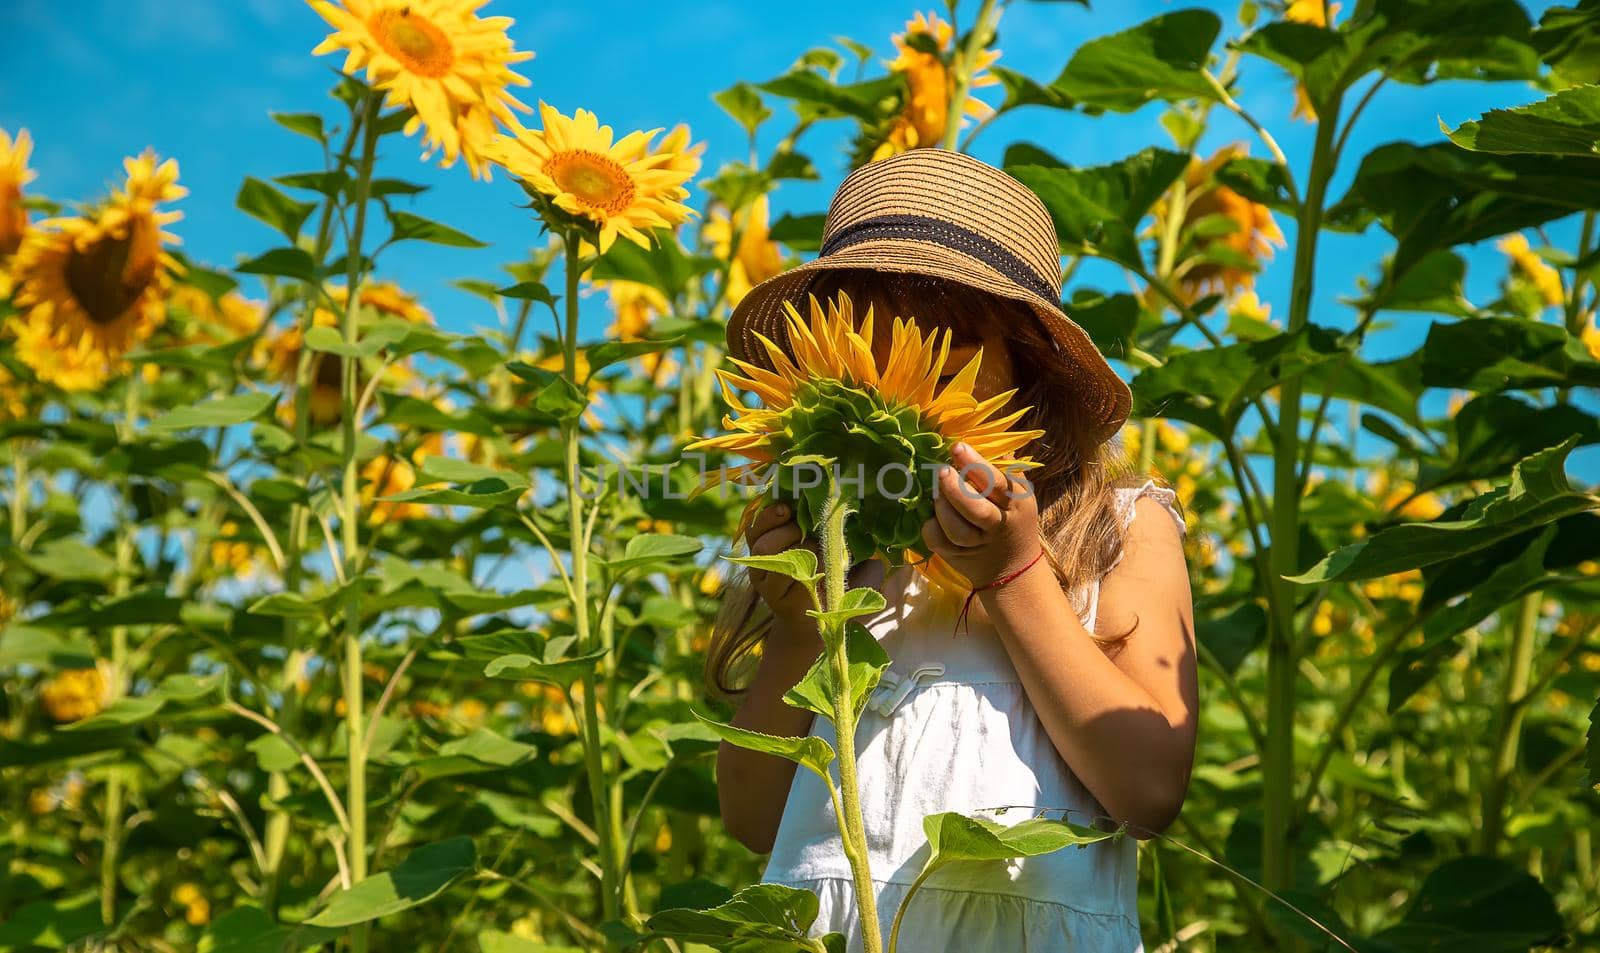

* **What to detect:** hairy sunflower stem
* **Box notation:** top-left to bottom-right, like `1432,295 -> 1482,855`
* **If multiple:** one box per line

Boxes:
1479,593 -> 1542,854
101,374 -> 143,927
818,484 -> 884,953
562,229 -> 623,930
940,0 -> 1001,152
338,90 -> 381,953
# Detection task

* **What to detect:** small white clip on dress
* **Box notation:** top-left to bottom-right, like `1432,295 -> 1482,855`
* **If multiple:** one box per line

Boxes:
762,481 -> 1185,953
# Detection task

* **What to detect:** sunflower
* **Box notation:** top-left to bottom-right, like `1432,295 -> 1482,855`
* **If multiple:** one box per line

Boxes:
703,194 -> 784,306
1,128 -> 37,297
1497,232 -> 1563,309
587,277 -> 677,378
871,11 -> 1001,161
40,662 -> 113,723
481,102 -> 702,253
1284,1 -> 1340,121
688,290 -> 1043,589
308,0 -> 534,179
1583,319 -> 1600,362
1151,144 -> 1284,305
364,432 -> 448,524
7,151 -> 185,391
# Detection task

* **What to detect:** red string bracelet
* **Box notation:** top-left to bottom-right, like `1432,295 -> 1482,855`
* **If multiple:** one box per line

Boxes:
954,546 -> 1047,638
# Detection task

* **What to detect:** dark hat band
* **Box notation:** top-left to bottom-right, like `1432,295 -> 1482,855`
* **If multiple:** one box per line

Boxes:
818,213 -> 1058,304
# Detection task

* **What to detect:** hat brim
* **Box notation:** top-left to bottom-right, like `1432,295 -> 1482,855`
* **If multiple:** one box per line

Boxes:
725,237 -> 1133,447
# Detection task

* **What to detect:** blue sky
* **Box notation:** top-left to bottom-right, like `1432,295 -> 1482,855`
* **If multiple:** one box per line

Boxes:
3,0 -> 1593,478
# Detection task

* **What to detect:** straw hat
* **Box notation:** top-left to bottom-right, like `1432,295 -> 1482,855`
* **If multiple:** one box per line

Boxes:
725,148 -> 1132,446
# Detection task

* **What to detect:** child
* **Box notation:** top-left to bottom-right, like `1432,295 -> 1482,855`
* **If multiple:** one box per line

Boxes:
706,149 -> 1197,952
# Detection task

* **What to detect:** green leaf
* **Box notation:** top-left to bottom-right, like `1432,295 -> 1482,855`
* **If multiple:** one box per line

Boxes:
1373,855 -> 1562,951
1291,440 -> 1600,584
65,673 -> 221,731
1533,1 -> 1600,86
406,728 -> 539,780
714,82 -> 772,137
757,71 -> 901,123
921,812 -> 1118,868
387,210 -> 486,248
236,176 -> 315,241
247,592 -> 321,618
1418,317 -> 1600,391
496,281 -> 558,309
1131,325 -> 1346,438
589,228 -> 717,298
237,247 -> 319,284
484,646 -> 606,689
305,837 -> 477,927
644,881 -> 838,952
691,710 -> 836,781
605,533 -> 705,573
1049,10 -> 1222,112
271,111 -> 327,143
1197,602 -> 1266,676
505,362 -> 588,419
992,65 -> 1076,111
0,891 -> 103,949
768,213 -> 826,252
149,391 -> 276,432
1445,84 -> 1600,156
1008,148 -> 1190,268
724,549 -> 819,584
585,336 -> 684,376
783,621 -> 890,722
807,587 -> 888,630
478,930 -> 583,953
1327,142 -> 1600,281
199,905 -> 339,953
23,538 -> 117,582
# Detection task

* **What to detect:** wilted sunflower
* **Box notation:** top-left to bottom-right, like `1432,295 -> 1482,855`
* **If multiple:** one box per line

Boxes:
687,290 -> 1042,583
7,151 -> 185,391
1151,144 -> 1284,306
1284,1 -> 1340,121
703,194 -> 784,306
481,102 -> 702,253
872,11 -> 1001,161
1,127 -> 36,297
308,0 -> 534,179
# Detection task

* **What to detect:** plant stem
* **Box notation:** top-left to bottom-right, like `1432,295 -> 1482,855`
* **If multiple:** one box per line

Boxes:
100,375 -> 143,927
339,91 -> 381,953
940,0 -> 1001,151
818,486 -> 884,953
562,230 -> 622,929
1478,594 -> 1541,853
1261,85 -> 1343,923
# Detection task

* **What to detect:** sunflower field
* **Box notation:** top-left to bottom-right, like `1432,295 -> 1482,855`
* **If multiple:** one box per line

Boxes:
2,1 -> 1599,951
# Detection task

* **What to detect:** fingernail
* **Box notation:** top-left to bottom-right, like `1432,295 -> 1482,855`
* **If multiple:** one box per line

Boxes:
954,441 -> 969,456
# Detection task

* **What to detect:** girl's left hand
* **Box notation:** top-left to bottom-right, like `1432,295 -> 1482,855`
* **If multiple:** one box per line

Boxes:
921,441 -> 1045,587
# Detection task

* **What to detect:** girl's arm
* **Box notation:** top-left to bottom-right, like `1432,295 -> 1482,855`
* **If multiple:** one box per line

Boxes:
716,615 -> 823,853
924,443 -> 1198,839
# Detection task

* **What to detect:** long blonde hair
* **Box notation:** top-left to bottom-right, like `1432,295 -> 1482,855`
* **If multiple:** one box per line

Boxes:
703,270 -> 1158,700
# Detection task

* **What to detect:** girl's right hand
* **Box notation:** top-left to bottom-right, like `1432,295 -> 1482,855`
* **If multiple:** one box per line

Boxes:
742,501 -> 821,622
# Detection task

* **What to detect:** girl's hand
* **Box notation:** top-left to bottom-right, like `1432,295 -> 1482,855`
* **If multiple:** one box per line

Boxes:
742,501 -> 822,622
921,441 -> 1044,587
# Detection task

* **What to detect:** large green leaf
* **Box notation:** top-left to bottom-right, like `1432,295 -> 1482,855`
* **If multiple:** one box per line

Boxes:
1420,394 -> 1600,492
1372,855 -> 1562,951
236,176 -> 315,241
1417,317 -> 1600,391
1291,440 -> 1600,584
305,837 -> 477,927
198,905 -> 338,953
484,644 -> 607,689
643,882 -> 842,953
1445,83 -> 1600,156
64,673 -> 221,731
1327,142 -> 1600,280
1131,325 -> 1345,438
1048,10 -> 1222,112
724,549 -> 820,584
0,891 -> 103,949
920,812 -> 1118,868
603,533 -> 705,573
1533,1 -> 1600,86
757,70 -> 901,124
1007,148 -> 1190,268
691,711 -> 835,781
149,391 -> 277,432
783,621 -> 890,722
588,226 -> 718,297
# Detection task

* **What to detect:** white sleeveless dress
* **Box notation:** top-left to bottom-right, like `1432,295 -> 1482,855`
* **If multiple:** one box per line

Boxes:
762,481 -> 1184,952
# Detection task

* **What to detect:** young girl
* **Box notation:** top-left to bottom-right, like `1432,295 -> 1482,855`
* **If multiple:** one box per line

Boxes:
706,150 -> 1198,952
